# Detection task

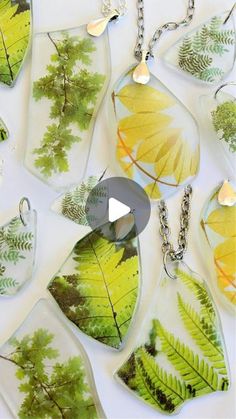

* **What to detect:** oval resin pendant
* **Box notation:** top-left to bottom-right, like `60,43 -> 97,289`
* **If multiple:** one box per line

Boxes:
200,90 -> 236,176
48,220 -> 141,350
164,11 -> 236,85
0,299 -> 105,418
25,25 -> 110,191
116,262 -> 230,415
0,0 -> 31,87
200,181 -> 236,312
111,66 -> 199,200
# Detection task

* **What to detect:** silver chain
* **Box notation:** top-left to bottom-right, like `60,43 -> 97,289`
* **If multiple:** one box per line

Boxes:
158,185 -> 193,262
135,0 -> 195,60
102,0 -> 127,16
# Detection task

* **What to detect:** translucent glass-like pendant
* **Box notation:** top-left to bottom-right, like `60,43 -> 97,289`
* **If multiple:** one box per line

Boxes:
164,11 -> 236,84
199,89 -> 236,176
200,181 -> 236,312
116,262 -> 230,415
0,0 -> 31,87
48,218 -> 141,350
111,66 -> 200,200
0,299 -> 105,418
25,25 -> 110,191
0,118 -> 9,142
0,201 -> 36,296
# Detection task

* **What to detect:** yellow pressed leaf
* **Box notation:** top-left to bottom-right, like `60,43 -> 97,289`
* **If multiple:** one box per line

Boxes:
190,146 -> 200,176
116,83 -> 175,113
144,182 -> 161,199
116,141 -> 134,178
174,143 -> 192,184
136,128 -> 181,163
214,237 -> 236,276
118,113 -> 172,148
206,207 -> 236,237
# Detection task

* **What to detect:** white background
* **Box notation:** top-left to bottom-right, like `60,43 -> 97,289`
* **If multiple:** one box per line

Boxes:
0,0 -> 235,418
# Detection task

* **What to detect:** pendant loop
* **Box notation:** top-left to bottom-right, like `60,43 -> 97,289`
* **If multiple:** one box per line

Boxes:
133,50 -> 151,85
19,197 -> 31,226
223,2 -> 236,24
163,250 -> 177,280
214,81 -> 236,100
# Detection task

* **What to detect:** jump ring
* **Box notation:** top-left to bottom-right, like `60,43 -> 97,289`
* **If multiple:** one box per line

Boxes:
19,197 -> 31,226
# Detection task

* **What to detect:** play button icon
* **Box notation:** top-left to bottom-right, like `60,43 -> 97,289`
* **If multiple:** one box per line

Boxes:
85,177 -> 151,241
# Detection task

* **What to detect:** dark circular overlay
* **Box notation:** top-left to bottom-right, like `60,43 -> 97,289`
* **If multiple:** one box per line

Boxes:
85,177 -> 151,242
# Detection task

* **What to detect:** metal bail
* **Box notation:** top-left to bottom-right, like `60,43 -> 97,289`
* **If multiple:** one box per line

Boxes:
163,250 -> 177,280
133,50 -> 151,85
218,180 -> 236,207
87,10 -> 120,37
19,197 -> 31,226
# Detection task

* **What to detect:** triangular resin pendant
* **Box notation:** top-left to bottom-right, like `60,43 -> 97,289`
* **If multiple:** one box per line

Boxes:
164,11 -> 236,84
200,181 -> 236,312
0,299 -> 105,418
200,90 -> 236,176
0,203 -> 36,296
25,25 -> 110,191
111,66 -> 199,200
48,219 -> 140,350
0,0 -> 31,87
0,118 -> 9,142
116,262 -> 230,415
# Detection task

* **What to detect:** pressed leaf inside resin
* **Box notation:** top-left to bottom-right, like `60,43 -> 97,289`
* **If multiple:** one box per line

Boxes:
48,226 -> 140,349
117,262 -> 230,415
112,68 -> 199,200
201,183 -> 236,310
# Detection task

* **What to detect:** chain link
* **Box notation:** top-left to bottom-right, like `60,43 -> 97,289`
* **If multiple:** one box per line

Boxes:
158,185 -> 193,261
102,0 -> 127,16
135,0 -> 195,60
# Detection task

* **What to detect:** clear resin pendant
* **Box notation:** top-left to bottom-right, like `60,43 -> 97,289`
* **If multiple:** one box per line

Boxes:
0,0 -> 31,87
48,220 -> 140,350
200,181 -> 236,312
0,203 -> 36,296
0,299 -> 105,418
200,90 -> 236,176
164,11 -> 236,84
0,118 -> 9,142
116,262 -> 230,415
111,66 -> 199,200
25,25 -> 110,191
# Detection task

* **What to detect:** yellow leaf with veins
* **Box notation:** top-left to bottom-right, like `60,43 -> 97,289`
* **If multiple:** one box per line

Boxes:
206,207 -> 236,237
137,128 -> 181,163
144,183 -> 161,199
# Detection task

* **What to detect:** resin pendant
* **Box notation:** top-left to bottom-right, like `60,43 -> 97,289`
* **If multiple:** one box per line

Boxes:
25,25 -> 110,191
87,10 -> 119,37
200,181 -> 236,312
111,66 -> 199,200
0,299 -> 105,418
116,261 -> 230,415
0,118 -> 9,142
0,0 -> 31,87
0,201 -> 36,296
48,218 -> 140,350
164,11 -> 236,84
200,90 -> 236,176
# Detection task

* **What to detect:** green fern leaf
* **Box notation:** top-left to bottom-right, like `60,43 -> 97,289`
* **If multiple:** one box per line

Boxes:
0,1 -> 31,86
209,16 -> 223,35
211,30 -> 235,45
0,277 -> 18,294
49,232 -> 139,349
155,320 -> 219,395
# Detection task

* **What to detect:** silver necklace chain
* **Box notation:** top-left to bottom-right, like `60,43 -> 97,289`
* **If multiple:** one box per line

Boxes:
102,0 -> 127,16
159,185 -> 193,262
135,0 -> 195,60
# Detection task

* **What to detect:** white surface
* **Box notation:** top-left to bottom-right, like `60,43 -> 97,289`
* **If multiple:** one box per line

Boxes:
0,1 -> 235,418
109,198 -> 130,222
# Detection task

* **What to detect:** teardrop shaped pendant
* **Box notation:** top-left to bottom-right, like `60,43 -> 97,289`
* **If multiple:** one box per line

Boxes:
116,261 -> 230,414
111,66 -> 200,200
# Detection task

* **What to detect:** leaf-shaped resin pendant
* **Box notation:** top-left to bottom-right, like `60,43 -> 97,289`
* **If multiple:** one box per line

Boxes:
48,219 -> 140,350
0,299 -> 105,418
0,118 -> 9,142
0,199 -> 36,296
25,25 -> 110,191
0,0 -> 31,87
200,89 -> 236,176
116,262 -> 230,415
164,11 -> 236,84
200,181 -> 236,312
111,66 -> 199,200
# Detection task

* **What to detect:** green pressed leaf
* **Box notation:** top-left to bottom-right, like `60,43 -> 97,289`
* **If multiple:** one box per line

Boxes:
212,100 -> 236,152
49,231 -> 140,349
0,118 -> 8,141
0,277 -> 18,294
0,0 -> 31,86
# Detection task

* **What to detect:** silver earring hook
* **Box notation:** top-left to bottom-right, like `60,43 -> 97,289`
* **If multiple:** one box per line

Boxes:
223,3 -> 236,24
19,197 -> 31,226
214,82 -> 236,100
163,250 -> 177,280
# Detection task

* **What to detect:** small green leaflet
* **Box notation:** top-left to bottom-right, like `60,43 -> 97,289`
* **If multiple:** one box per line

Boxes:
49,228 -> 140,349
0,117 -> 8,142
